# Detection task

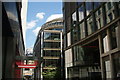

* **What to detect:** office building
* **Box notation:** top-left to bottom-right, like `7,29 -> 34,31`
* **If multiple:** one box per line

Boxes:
63,2 -> 120,80
2,1 -> 27,79
33,18 -> 63,80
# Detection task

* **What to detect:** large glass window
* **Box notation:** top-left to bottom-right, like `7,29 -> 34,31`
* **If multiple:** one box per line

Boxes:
44,42 -> 60,48
43,59 -> 59,67
71,27 -> 78,44
101,31 -> 110,53
95,7 -> 104,29
105,60 -> 112,79
85,2 -> 93,16
78,4 -> 84,22
67,32 -> 71,46
87,16 -> 94,35
43,50 -> 61,57
109,24 -> 118,49
73,45 -> 85,65
113,54 -> 120,79
72,11 -> 77,27
44,32 -> 60,40
79,22 -> 85,39
105,2 -> 115,24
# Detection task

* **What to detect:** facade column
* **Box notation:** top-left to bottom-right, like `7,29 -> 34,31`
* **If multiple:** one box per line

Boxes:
117,20 -> 120,49
107,28 -> 114,80
98,35 -> 105,80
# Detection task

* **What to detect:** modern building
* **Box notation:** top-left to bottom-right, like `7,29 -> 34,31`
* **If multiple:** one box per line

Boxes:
63,2 -> 120,80
2,1 -> 27,79
33,18 -> 63,80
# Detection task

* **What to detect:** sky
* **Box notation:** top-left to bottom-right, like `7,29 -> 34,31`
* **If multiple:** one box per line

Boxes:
26,2 -> 63,49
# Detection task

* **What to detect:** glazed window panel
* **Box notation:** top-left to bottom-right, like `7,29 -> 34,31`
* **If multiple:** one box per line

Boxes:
73,45 -> 85,65
105,2 -> 115,24
44,32 -> 60,40
85,2 -> 93,16
101,31 -> 110,53
44,42 -> 61,48
87,16 -> 94,35
113,55 -> 120,79
67,32 -> 71,46
79,22 -> 85,39
78,5 -> 84,22
72,27 -> 78,43
109,24 -> 118,49
105,60 -> 112,78
65,49 -> 73,67
43,50 -> 61,57
72,11 -> 77,27
95,7 -> 104,29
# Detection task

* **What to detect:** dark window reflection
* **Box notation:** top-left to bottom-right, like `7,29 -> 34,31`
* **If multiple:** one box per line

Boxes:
114,55 -> 120,80
110,24 -> 118,49
43,50 -> 61,57
44,42 -> 61,48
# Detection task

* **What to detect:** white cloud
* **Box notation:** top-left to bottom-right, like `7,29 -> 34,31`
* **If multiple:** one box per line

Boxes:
32,27 -> 41,36
36,12 -> 45,20
26,20 -> 38,29
46,14 -> 63,22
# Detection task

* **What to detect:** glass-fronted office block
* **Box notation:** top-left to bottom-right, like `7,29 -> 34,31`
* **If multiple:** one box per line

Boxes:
63,2 -> 120,80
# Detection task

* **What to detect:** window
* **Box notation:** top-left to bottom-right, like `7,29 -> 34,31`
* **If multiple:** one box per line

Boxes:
44,42 -> 60,48
105,2 -> 115,23
72,27 -> 78,43
87,16 -> 94,35
67,32 -> 71,46
43,50 -> 61,57
65,49 -> 73,67
113,54 -> 120,79
95,7 -> 103,29
79,22 -> 85,39
105,60 -> 112,78
85,2 -> 93,16
73,45 -> 84,64
101,31 -> 110,53
72,11 -> 77,27
109,24 -> 118,49
78,5 -> 84,22
44,32 -> 60,40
